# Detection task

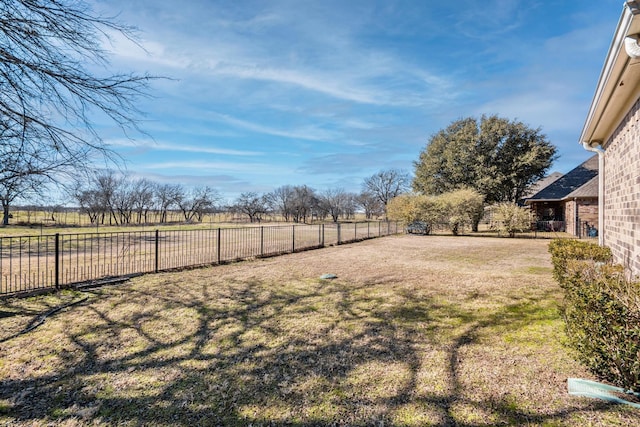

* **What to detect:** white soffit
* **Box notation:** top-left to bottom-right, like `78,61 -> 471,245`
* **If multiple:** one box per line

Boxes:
580,1 -> 640,146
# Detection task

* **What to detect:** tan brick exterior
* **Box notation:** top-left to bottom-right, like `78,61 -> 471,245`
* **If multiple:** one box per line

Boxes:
604,96 -> 640,278
565,199 -> 598,237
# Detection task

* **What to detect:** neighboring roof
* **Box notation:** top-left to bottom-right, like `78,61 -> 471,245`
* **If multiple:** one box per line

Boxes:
564,176 -> 599,199
521,172 -> 563,199
580,1 -> 640,147
526,155 -> 598,202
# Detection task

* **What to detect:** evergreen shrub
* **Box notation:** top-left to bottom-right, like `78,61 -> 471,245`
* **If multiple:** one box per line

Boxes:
549,239 -> 640,391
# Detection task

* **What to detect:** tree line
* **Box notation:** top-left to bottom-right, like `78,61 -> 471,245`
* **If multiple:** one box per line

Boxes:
69,168 -> 410,226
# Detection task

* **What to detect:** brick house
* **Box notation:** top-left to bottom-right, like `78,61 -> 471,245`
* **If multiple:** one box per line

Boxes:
525,155 -> 599,236
580,0 -> 640,276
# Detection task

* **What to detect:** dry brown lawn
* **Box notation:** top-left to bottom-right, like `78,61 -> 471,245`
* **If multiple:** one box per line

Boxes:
1,235 -> 638,426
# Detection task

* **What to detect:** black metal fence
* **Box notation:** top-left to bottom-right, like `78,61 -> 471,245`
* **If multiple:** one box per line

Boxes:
0,221 -> 399,297
406,220 -> 599,240
534,220 -> 566,233
577,220 -> 599,239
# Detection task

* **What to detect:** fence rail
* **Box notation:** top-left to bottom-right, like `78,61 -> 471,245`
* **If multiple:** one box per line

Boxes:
0,221 -> 399,297
405,221 -> 599,240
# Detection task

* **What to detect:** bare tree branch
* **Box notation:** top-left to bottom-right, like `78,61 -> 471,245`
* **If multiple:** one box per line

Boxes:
0,0 -> 159,224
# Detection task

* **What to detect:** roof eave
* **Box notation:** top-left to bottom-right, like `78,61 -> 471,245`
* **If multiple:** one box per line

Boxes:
580,1 -> 640,147
524,199 -> 563,204
561,195 -> 598,201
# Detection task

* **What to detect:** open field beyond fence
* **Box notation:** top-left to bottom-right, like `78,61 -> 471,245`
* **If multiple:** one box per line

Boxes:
0,235 -> 637,426
0,222 -> 399,297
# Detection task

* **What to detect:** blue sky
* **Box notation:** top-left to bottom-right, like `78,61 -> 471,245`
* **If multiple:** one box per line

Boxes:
93,0 -> 624,203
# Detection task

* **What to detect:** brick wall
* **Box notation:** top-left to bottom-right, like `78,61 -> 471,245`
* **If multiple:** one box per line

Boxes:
578,199 -> 599,231
604,96 -> 640,278
565,199 -> 598,236
565,200 -> 576,235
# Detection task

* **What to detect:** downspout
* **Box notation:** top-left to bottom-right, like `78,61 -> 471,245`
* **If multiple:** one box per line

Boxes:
582,141 -> 605,246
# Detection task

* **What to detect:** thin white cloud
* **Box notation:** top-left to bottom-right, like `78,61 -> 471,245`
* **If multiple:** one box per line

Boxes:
107,139 -> 264,156
455,0 -> 526,40
211,63 -> 389,106
102,3 -> 457,108
140,160 -> 295,174
102,29 -> 187,70
211,113 -> 341,142
141,120 -> 241,139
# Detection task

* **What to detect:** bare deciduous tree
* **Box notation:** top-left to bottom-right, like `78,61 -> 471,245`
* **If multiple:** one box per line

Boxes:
1,0 -> 156,225
266,185 -> 295,222
0,127 -> 63,224
232,192 -> 268,223
290,185 -> 318,224
319,188 -> 350,223
74,173 -> 222,225
73,170 -> 123,225
154,183 -> 182,223
75,186 -> 104,225
362,169 -> 411,214
130,178 -> 155,224
177,186 -> 220,223
355,191 -> 384,220
342,192 -> 358,220
112,178 -> 135,225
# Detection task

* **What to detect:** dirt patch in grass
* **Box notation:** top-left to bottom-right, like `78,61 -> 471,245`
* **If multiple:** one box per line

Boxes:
1,235 -> 638,426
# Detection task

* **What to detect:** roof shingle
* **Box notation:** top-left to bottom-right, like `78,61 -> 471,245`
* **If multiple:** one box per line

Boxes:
526,155 -> 598,202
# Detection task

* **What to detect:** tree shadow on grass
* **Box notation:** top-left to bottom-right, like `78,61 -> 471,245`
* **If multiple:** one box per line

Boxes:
0,276 -> 634,426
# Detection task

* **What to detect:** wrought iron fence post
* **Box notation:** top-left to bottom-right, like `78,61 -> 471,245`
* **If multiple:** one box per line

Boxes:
578,219 -> 582,239
217,228 -> 221,264
260,226 -> 264,256
155,229 -> 159,273
292,226 -> 295,252
55,233 -> 60,290
337,223 -> 341,245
